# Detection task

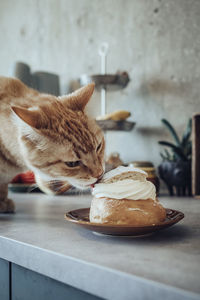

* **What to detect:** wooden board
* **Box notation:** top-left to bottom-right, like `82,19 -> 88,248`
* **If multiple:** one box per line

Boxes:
192,114 -> 200,197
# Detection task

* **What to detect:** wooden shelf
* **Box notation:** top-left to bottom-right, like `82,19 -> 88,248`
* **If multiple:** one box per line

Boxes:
96,120 -> 135,131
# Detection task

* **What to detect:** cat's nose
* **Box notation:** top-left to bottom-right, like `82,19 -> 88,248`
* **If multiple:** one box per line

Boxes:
96,171 -> 104,180
92,172 -> 104,186
98,172 -> 104,179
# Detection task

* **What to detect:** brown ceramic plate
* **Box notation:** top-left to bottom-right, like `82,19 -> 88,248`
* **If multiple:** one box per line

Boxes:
65,208 -> 184,236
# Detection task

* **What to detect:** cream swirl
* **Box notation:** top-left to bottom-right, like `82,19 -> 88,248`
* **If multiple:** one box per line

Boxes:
92,179 -> 156,201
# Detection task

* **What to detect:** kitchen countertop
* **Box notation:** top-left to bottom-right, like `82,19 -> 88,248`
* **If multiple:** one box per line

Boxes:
0,193 -> 200,300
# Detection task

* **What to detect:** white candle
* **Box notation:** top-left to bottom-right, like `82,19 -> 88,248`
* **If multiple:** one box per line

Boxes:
98,42 -> 109,116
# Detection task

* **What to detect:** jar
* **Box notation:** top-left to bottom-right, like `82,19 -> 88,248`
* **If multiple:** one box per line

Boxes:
129,161 -> 160,195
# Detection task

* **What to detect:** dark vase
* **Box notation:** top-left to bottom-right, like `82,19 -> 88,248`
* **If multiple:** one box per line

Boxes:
158,160 -> 191,196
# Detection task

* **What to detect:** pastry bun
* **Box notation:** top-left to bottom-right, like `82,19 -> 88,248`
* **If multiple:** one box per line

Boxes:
90,166 -> 166,226
90,197 -> 166,226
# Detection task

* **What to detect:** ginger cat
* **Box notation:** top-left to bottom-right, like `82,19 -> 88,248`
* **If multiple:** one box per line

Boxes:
0,77 -> 105,213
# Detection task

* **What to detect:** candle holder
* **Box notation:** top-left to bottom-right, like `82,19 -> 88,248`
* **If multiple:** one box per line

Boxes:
79,43 -> 135,132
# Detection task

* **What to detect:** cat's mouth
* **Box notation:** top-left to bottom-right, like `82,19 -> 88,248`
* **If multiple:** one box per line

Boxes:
67,178 -> 97,190
72,183 -> 92,190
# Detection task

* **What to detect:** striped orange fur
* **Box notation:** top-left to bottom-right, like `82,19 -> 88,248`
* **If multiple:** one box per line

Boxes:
0,77 -> 105,212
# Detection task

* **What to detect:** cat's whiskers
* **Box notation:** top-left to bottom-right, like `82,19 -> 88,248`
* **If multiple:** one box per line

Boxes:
45,180 -> 71,194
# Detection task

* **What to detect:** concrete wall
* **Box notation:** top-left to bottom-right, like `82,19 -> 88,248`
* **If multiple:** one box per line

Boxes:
0,0 -> 200,167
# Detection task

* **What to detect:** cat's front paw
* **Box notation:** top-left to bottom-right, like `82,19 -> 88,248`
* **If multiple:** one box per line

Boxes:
0,198 -> 15,213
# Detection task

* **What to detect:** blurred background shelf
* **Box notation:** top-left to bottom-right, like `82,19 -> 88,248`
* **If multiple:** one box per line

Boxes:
79,73 -> 130,91
96,120 -> 135,131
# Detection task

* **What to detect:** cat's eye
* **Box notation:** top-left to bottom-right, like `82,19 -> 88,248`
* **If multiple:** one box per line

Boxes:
96,142 -> 102,152
65,161 -> 80,168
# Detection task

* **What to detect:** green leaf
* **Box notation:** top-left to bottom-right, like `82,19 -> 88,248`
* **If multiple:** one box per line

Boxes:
160,152 -> 167,161
185,141 -> 192,156
173,153 -> 177,161
158,141 -> 188,161
164,148 -> 172,160
161,119 -> 181,146
182,118 -> 192,147
158,141 -> 176,148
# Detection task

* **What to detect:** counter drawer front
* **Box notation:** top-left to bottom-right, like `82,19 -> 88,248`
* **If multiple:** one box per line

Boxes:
0,258 -> 9,300
12,263 -> 103,300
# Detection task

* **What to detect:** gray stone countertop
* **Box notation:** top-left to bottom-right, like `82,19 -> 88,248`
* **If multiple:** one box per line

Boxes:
0,193 -> 200,300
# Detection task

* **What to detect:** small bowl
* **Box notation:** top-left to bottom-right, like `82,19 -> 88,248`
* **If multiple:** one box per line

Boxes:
65,208 -> 184,237
8,183 -> 38,193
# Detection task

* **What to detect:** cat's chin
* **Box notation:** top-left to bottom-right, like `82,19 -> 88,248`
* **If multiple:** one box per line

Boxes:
74,184 -> 91,190
69,182 -> 92,190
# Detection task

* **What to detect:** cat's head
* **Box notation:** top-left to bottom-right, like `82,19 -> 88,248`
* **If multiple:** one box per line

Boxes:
12,83 -> 105,189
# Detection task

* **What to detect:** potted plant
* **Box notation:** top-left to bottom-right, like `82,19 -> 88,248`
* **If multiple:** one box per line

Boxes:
158,118 -> 192,196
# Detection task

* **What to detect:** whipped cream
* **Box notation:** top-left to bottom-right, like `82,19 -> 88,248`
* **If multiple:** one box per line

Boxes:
92,179 -> 156,201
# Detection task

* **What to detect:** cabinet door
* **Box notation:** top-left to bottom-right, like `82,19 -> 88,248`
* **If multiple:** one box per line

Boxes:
0,258 -> 9,300
12,263 -> 102,300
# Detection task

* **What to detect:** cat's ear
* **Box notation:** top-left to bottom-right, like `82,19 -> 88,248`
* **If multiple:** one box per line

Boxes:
59,83 -> 95,111
11,106 -> 42,129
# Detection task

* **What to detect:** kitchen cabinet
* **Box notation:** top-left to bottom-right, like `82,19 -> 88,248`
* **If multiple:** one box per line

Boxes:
0,258 -> 9,300
12,263 -> 101,300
